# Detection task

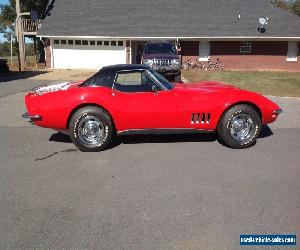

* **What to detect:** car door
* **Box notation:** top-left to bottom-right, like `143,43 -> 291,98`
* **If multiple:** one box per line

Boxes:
110,69 -> 183,132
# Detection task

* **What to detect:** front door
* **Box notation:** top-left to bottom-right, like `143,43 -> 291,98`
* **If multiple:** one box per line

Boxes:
110,69 -> 182,132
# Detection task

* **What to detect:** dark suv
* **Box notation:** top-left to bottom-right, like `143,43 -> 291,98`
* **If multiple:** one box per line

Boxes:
142,41 -> 181,82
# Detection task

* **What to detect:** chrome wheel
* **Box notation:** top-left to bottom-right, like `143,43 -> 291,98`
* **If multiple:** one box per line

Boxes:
78,116 -> 105,146
229,114 -> 254,144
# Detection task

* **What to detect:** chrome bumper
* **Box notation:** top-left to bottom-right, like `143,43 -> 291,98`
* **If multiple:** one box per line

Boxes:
22,113 -> 42,122
151,64 -> 181,75
274,109 -> 283,115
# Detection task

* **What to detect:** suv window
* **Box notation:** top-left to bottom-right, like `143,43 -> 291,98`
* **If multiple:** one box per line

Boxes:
114,71 -> 153,93
144,43 -> 176,54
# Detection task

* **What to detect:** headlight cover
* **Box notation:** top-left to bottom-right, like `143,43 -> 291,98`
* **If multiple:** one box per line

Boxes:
172,59 -> 181,65
144,59 -> 154,66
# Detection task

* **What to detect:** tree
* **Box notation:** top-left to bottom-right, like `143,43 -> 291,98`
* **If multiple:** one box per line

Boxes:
0,0 -> 52,69
0,0 -> 52,41
291,0 -> 300,16
0,0 -> 16,42
0,0 -> 18,67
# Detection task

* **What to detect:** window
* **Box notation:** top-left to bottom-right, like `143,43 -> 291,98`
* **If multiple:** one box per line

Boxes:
75,40 -> 82,45
61,40 -> 66,45
145,43 -> 176,54
104,41 -> 109,46
82,40 -> 88,45
97,41 -> 102,46
199,41 -> 210,61
81,70 -> 114,88
114,71 -> 153,93
118,41 -> 124,46
240,42 -> 252,53
54,40 -> 60,45
287,41 -> 298,62
90,41 -> 96,45
111,41 -> 116,46
68,40 -> 74,45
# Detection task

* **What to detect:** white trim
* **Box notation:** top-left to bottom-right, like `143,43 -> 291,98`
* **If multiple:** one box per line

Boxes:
129,40 -> 132,64
38,35 -> 300,41
50,39 -> 54,68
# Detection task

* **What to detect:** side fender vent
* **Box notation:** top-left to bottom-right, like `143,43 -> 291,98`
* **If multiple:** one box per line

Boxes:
191,113 -> 211,124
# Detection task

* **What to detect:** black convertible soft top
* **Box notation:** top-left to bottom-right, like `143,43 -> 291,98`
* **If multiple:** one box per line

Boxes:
102,64 -> 150,73
80,64 -> 151,88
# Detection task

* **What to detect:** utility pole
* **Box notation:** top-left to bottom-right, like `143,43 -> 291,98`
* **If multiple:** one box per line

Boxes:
10,34 -> 13,68
16,0 -> 25,71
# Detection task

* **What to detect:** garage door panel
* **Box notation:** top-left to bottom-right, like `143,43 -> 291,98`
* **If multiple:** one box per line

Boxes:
53,46 -> 126,69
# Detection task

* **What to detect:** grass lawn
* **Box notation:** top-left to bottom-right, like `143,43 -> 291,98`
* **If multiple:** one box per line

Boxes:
182,70 -> 300,98
0,56 -> 37,70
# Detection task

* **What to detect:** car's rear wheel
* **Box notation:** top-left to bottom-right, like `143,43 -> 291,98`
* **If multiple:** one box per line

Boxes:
69,106 -> 114,152
217,104 -> 261,149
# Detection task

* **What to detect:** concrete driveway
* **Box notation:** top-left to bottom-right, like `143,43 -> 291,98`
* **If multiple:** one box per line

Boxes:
0,76 -> 299,249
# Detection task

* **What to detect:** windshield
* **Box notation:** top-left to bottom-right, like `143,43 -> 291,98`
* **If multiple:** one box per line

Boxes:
144,43 -> 177,54
149,69 -> 174,90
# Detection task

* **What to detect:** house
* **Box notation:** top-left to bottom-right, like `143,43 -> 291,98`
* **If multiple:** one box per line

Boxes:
38,0 -> 300,71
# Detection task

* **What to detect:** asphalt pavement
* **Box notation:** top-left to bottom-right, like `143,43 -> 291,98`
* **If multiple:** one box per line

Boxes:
0,77 -> 299,249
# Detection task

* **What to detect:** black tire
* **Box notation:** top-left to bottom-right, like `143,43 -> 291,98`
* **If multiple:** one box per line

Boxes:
217,104 -> 261,149
69,106 -> 114,152
174,74 -> 181,82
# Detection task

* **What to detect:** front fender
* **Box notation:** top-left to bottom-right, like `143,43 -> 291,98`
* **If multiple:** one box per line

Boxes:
218,90 -> 281,126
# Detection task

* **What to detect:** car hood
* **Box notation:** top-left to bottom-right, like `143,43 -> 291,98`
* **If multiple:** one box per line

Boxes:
174,81 -> 239,92
143,53 -> 179,60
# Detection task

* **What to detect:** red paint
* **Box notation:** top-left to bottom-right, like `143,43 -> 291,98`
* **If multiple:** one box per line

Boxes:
24,80 -> 281,133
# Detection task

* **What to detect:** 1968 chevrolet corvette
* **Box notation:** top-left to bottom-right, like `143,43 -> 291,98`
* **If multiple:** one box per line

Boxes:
23,64 -> 282,152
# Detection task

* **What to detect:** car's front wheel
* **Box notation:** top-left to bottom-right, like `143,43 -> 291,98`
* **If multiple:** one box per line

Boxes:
217,104 -> 261,149
69,106 -> 114,152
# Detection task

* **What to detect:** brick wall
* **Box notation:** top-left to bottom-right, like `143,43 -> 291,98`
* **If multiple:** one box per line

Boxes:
181,41 -> 300,71
210,41 -> 300,71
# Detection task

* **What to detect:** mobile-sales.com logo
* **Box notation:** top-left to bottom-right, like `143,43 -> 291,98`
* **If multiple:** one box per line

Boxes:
240,235 -> 296,246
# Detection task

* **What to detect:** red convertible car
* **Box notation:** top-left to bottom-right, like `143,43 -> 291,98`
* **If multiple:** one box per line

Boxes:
23,64 -> 282,151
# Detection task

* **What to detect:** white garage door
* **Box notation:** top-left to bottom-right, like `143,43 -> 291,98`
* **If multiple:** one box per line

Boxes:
52,39 -> 126,69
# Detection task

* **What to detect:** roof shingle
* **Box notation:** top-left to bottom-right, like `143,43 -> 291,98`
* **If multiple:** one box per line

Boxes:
38,0 -> 300,38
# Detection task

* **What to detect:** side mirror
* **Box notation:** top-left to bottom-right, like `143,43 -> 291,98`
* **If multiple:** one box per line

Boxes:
151,85 -> 158,93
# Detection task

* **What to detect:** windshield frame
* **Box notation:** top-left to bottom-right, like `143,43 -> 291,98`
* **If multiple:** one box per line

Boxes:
148,69 -> 175,90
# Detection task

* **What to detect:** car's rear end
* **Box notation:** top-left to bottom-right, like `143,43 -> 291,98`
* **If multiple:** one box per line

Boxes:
23,81 -> 83,129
